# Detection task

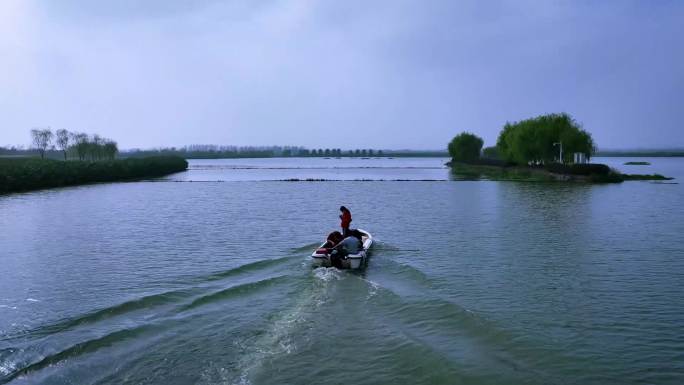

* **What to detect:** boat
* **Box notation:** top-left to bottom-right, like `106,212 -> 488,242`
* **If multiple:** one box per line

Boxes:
311,229 -> 373,269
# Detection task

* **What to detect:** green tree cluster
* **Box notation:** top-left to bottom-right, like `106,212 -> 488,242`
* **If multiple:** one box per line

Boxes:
448,132 -> 484,162
29,128 -> 118,161
70,133 -> 118,161
496,113 -> 594,165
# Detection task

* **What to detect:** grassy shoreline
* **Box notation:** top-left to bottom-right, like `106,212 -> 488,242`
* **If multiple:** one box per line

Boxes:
0,156 -> 188,194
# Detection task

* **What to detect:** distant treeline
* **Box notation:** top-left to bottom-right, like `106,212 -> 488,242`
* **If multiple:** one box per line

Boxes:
1,144 -> 449,160
120,145 -> 448,159
0,156 -> 188,194
381,150 -> 449,157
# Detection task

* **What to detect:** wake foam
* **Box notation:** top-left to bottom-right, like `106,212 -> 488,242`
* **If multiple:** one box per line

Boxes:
201,267 -> 344,385
312,267 -> 343,282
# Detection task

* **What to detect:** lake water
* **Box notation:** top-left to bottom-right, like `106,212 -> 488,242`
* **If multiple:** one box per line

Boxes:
1,157 -> 683,384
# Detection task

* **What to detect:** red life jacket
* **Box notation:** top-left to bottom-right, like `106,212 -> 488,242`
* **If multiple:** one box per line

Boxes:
340,210 -> 352,228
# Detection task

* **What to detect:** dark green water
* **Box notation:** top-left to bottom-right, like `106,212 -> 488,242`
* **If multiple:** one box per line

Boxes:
1,157 -> 683,384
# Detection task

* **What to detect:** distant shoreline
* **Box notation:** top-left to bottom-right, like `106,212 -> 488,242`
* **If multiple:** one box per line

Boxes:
4,151 -> 684,160
595,150 -> 684,157
119,152 -> 451,159
126,151 -> 684,159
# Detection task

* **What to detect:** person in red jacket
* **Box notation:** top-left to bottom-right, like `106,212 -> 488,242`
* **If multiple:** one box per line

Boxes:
339,206 -> 352,237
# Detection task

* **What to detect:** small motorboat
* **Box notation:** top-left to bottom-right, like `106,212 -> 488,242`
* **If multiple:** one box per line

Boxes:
311,229 -> 373,269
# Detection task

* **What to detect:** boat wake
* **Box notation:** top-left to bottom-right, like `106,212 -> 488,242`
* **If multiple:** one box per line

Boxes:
0,257 -> 299,384
206,267 -> 344,385
288,242 -> 322,254
312,266 -> 343,282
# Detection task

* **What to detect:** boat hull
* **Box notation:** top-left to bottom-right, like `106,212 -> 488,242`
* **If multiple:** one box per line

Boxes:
311,229 -> 373,270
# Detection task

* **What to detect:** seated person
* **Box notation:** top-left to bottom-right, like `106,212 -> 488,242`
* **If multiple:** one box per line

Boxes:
323,231 -> 343,249
333,235 -> 362,257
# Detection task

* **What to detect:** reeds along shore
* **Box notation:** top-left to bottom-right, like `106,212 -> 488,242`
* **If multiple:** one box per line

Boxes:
0,156 -> 188,194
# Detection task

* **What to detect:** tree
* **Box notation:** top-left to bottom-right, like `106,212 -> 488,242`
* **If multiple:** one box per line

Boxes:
482,146 -> 500,159
91,135 -> 103,160
103,140 -> 118,160
71,132 -> 89,160
448,132 -> 483,163
55,129 -> 70,160
495,113 -> 595,165
31,128 -> 53,159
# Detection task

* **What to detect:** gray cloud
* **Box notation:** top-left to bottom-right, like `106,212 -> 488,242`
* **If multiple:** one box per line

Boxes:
1,0 -> 682,149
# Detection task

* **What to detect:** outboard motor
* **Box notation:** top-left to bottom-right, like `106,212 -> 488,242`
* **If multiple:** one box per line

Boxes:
330,250 -> 346,268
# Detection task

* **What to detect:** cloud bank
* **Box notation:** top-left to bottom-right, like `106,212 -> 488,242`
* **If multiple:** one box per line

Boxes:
1,0 -> 682,149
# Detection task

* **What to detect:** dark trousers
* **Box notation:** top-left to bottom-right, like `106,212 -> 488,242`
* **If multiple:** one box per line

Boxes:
342,227 -> 350,237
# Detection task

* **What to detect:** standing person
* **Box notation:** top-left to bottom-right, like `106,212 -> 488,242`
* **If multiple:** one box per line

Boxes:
339,206 -> 352,237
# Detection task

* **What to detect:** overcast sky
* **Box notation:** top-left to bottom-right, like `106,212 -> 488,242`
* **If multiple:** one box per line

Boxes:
1,0 -> 682,150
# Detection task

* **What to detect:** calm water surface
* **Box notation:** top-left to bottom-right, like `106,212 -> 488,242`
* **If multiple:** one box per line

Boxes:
1,157 -> 683,384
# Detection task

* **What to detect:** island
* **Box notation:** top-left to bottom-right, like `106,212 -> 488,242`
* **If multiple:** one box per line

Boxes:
446,113 -> 673,183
